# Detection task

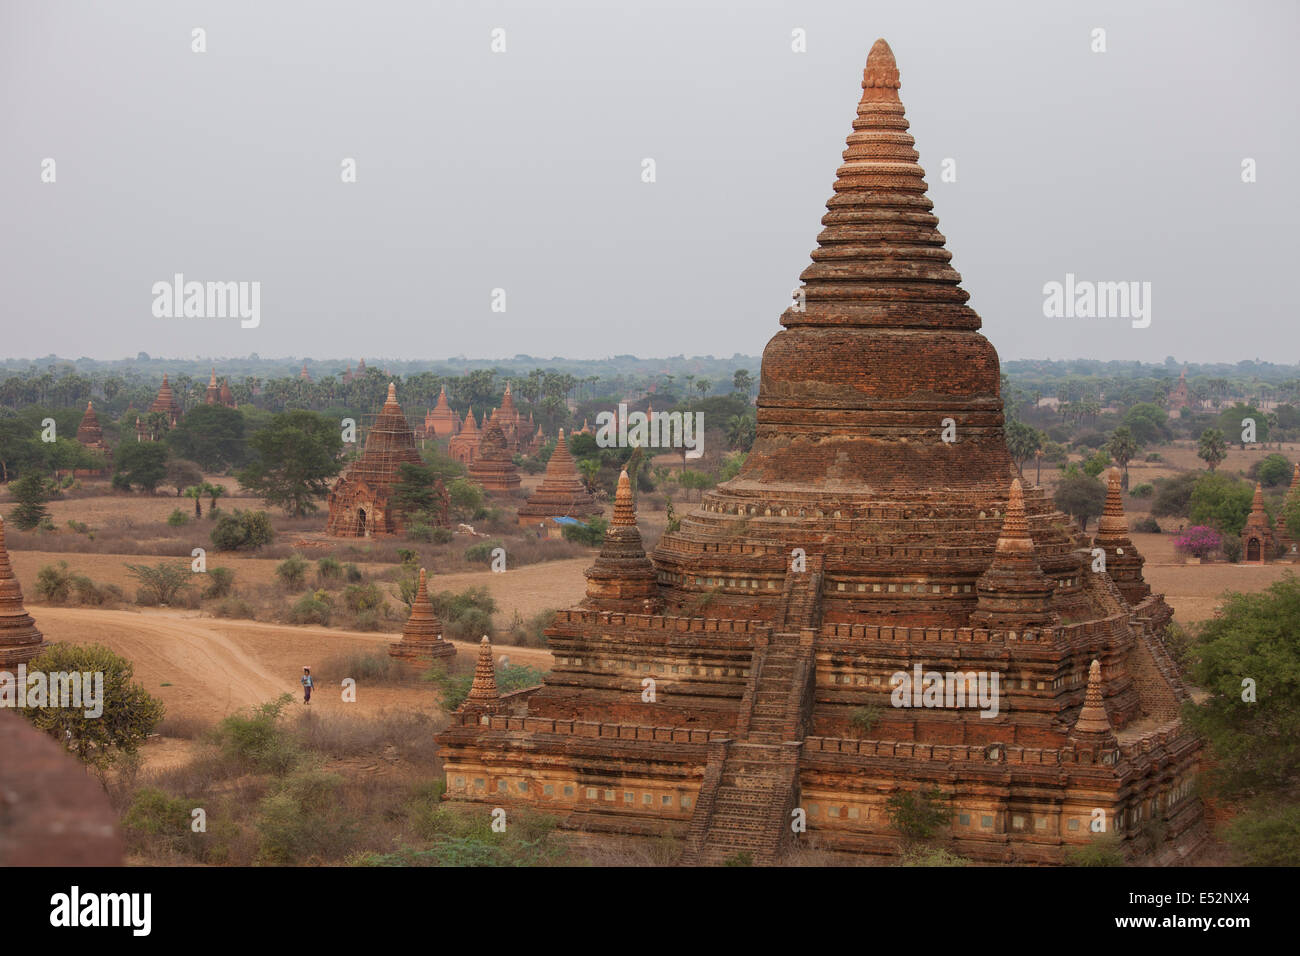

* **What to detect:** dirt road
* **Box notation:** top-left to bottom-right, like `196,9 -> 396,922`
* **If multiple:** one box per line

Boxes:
30,606 -> 554,724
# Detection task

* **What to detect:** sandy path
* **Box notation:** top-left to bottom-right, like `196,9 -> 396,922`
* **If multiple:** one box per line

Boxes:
31,607 -> 554,725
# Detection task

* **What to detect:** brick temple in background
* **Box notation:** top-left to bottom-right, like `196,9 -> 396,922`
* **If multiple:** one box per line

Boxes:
437,39 -> 1206,865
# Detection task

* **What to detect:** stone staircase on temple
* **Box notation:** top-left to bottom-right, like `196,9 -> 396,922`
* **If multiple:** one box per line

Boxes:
681,559 -> 822,865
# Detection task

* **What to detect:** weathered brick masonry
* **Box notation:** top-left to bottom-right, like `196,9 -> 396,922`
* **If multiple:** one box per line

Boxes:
437,38 -> 1206,865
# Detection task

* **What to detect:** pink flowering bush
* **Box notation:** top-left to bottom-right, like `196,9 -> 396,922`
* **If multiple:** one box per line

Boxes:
1173,525 -> 1221,559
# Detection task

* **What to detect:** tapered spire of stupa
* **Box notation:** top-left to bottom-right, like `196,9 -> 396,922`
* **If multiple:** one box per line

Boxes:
970,479 -> 1056,628
611,467 -> 636,527
467,636 -> 499,701
517,429 -> 600,522
729,38 -> 1010,492
584,469 -> 661,612
1095,468 -> 1129,543
1070,660 -> 1115,744
389,568 -> 455,668
789,38 -> 972,330
1093,468 -> 1152,604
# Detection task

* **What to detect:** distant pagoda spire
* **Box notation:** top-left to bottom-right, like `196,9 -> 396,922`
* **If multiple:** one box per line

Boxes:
76,400 -> 105,448
148,374 -> 181,426
518,429 -> 600,522
468,420 -> 521,493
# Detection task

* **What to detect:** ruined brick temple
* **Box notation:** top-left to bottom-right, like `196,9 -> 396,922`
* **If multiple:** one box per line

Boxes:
437,39 -> 1205,865
326,382 -> 425,537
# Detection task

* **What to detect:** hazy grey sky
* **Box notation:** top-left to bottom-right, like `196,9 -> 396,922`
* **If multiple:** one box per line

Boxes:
2,0 -> 1296,364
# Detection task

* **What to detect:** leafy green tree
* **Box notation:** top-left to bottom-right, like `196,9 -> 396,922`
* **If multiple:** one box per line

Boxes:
210,510 -> 276,551
1217,403 -> 1269,448
182,485 -> 204,517
237,410 -> 343,516
1082,449 -> 1111,478
1252,453 -> 1293,488
1188,473 -> 1255,537
1151,472 -> 1199,518
1054,470 -> 1106,531
1183,576 -> 1300,800
166,459 -> 203,497
114,442 -> 169,493
394,462 -> 449,526
1121,403 -> 1171,445
1107,426 -> 1139,490
1197,429 -> 1228,472
22,643 -> 165,774
678,469 -> 716,501
125,562 -> 193,605
8,473 -> 51,530
166,405 -> 246,470
447,478 -> 485,521
1225,802 -> 1300,866
732,369 -> 753,395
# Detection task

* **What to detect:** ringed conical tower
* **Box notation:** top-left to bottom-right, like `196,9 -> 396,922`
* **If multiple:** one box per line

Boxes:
652,38 -> 1084,630
147,374 -> 181,430
325,382 -> 425,536
439,39 -> 1204,867
389,568 -> 456,669
516,430 -> 601,529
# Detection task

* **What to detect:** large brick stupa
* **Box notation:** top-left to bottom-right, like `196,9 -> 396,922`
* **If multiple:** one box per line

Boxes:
437,39 -> 1205,865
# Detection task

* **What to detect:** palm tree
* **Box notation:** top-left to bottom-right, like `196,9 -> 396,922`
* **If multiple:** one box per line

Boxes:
205,482 -> 225,514
1107,426 -> 1138,490
1198,429 -> 1227,472
577,458 -> 600,492
182,485 -> 203,518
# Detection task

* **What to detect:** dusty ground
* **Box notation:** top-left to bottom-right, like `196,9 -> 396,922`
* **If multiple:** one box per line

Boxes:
31,605 -> 556,724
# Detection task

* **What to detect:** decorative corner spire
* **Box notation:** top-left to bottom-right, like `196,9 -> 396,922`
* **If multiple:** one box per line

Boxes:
612,469 -> 635,527
1071,659 -> 1114,739
994,478 -> 1032,553
1096,467 -> 1129,541
467,635 -> 499,701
